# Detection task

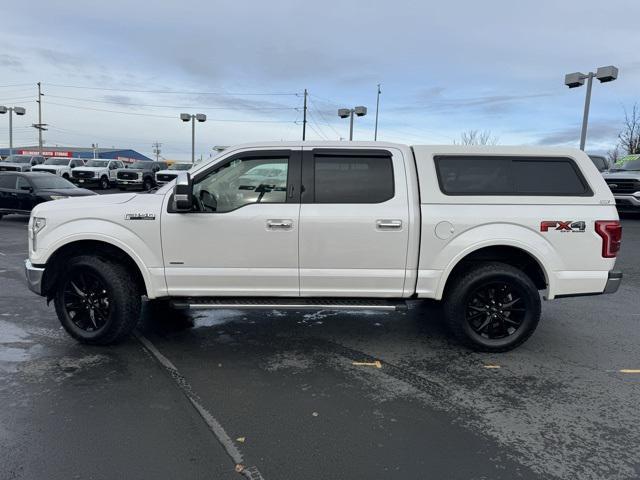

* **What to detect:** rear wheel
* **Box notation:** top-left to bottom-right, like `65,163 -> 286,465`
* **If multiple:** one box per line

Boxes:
142,177 -> 153,191
53,256 -> 141,345
442,262 -> 541,352
99,176 -> 109,190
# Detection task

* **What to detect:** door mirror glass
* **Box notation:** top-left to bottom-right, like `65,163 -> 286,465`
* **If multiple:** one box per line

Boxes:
172,172 -> 192,211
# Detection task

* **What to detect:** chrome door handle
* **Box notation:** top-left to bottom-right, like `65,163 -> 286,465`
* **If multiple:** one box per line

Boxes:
267,219 -> 293,230
376,219 -> 402,230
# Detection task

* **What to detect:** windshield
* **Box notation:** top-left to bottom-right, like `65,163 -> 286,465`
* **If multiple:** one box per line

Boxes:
612,159 -> 640,171
44,158 -> 71,166
129,161 -> 151,169
589,156 -> 608,172
4,155 -> 31,164
169,163 -> 191,171
84,160 -> 109,168
30,175 -> 76,189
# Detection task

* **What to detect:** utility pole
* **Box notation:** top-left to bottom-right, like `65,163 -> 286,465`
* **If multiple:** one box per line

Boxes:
152,141 -> 162,161
32,82 -> 48,155
579,73 -> 594,151
302,88 -> 308,141
374,84 -> 381,141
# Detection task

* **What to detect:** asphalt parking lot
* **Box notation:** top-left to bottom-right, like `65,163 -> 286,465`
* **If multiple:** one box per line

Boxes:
1,204 -> 639,480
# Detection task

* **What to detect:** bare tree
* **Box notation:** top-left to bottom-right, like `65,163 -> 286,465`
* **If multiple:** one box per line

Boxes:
606,144 -> 620,165
454,129 -> 499,146
618,103 -> 640,155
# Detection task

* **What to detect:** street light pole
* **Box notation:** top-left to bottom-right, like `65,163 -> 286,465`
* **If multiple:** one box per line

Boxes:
0,106 -> 27,156
565,65 -> 618,151
181,113 -> 207,164
338,106 -> 367,141
579,73 -> 594,151
374,84 -> 381,141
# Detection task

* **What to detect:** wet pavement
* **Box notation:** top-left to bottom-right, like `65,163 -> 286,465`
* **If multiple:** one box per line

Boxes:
1,213 -> 639,479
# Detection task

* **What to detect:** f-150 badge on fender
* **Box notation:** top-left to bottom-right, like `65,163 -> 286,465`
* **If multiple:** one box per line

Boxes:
125,213 -> 156,221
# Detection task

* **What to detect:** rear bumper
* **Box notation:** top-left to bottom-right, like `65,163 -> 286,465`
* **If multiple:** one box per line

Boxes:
24,259 -> 45,296
603,270 -> 623,294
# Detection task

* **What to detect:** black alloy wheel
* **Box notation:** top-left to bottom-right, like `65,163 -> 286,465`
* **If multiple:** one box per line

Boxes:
100,176 -> 109,190
465,281 -> 527,340
61,267 -> 110,333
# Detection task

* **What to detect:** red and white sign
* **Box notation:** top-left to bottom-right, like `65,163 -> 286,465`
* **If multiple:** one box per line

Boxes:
19,150 -> 72,157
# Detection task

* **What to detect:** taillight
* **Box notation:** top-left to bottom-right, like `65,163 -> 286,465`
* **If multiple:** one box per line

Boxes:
595,220 -> 622,258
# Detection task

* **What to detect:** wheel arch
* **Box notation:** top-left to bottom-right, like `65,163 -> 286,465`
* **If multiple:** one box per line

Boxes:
41,239 -> 149,300
437,242 -> 551,300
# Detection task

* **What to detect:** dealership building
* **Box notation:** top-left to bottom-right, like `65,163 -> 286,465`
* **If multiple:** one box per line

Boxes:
0,145 -> 152,162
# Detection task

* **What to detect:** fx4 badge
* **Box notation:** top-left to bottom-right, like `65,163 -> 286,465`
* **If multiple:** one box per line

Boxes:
540,221 -> 585,233
125,213 -> 156,221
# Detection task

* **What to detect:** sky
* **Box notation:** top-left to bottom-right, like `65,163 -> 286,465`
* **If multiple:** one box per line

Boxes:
0,0 -> 639,160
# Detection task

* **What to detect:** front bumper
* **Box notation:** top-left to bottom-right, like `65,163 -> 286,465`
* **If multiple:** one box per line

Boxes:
603,271 -> 622,294
614,195 -> 640,210
71,177 -> 100,186
25,259 -> 45,296
117,179 -> 144,189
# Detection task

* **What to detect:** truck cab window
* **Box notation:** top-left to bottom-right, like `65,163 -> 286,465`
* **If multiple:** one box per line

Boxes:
313,154 -> 394,203
193,157 -> 288,213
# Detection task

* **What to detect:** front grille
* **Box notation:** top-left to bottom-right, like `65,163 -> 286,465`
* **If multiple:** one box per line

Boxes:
157,173 -> 177,182
32,168 -> 56,174
606,178 -> 640,194
117,171 -> 140,180
0,165 -> 20,171
72,170 -> 95,179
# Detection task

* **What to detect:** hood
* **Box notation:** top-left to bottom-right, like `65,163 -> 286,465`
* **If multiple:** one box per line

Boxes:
33,192 -> 137,215
119,168 -> 147,173
32,165 -> 62,171
156,169 -> 179,175
602,170 -> 640,179
0,162 -> 29,169
74,166 -> 108,172
37,188 -> 97,197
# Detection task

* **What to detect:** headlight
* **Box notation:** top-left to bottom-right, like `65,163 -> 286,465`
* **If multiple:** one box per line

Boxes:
633,191 -> 640,199
31,217 -> 46,252
49,195 -> 69,201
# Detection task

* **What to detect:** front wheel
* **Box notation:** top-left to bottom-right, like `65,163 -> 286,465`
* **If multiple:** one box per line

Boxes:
54,256 -> 141,345
142,178 -> 153,191
442,262 -> 541,352
100,176 -> 110,190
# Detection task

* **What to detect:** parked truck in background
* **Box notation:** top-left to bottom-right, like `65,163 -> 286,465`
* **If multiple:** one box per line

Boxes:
24,142 -> 622,352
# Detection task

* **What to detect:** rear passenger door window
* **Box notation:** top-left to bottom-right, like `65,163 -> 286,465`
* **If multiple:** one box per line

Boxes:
434,156 -> 591,196
303,150 -> 394,203
0,174 -> 17,190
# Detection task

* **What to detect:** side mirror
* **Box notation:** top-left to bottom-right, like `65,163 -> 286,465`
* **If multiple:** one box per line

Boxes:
172,172 -> 192,212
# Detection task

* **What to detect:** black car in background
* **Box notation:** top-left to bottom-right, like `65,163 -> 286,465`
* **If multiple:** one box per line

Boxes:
0,172 -> 97,219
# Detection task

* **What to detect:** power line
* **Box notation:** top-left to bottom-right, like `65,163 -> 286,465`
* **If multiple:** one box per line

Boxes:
45,94 -> 299,111
0,83 -> 32,88
45,101 -> 297,122
308,97 -> 341,138
46,83 -> 300,96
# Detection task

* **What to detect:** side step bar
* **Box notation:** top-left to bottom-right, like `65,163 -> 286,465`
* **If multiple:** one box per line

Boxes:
169,297 -> 408,312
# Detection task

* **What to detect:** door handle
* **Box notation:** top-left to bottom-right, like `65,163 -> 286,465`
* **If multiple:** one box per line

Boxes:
267,219 -> 293,230
376,219 -> 402,230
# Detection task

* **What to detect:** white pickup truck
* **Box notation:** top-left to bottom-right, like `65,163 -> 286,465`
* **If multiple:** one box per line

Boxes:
24,142 -> 622,351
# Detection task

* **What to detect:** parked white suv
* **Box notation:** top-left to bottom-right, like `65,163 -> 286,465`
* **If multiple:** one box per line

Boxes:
24,142 -> 622,351
70,159 -> 125,190
32,157 -> 85,179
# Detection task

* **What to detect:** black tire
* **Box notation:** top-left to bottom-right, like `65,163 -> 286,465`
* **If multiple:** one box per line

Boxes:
100,176 -> 110,190
53,255 -> 141,345
142,177 -> 153,191
62,173 -> 69,180
442,262 -> 541,352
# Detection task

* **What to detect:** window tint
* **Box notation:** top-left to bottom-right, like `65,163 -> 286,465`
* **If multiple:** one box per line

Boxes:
193,156 -> 288,213
0,174 -> 16,189
16,177 -> 31,191
313,154 -> 394,203
435,156 -> 591,196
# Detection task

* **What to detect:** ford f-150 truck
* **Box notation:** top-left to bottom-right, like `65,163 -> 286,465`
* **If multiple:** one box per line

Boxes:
24,142 -> 622,352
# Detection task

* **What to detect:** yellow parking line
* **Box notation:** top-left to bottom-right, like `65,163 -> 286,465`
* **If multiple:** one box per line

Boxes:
352,360 -> 382,369
483,365 -> 501,369
619,369 -> 640,374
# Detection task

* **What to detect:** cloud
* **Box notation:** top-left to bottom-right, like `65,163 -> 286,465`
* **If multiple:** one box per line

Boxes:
535,123 -> 620,146
0,54 -> 23,70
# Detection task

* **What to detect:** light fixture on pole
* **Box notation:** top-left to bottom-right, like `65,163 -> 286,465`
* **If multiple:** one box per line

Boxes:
0,106 -> 26,156
181,113 -> 207,164
338,106 -> 367,141
564,65 -> 618,151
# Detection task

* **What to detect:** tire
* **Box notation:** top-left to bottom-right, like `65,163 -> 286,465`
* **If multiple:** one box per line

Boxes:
142,177 -> 153,191
442,262 -> 541,352
118,187 -> 126,191
100,176 -> 110,190
0,214 -> 3,221
62,173 -> 69,180
53,255 -> 142,345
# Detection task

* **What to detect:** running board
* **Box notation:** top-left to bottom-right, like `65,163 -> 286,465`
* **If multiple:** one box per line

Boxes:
169,297 -> 408,312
